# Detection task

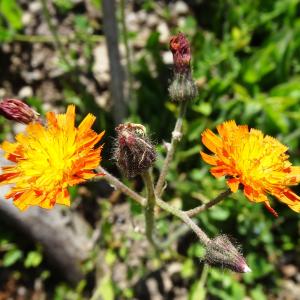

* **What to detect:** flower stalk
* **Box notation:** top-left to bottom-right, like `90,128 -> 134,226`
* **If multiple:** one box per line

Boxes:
142,170 -> 158,247
99,166 -> 210,245
97,166 -> 146,207
185,189 -> 232,217
156,198 -> 210,246
155,100 -> 188,197
97,166 -> 251,272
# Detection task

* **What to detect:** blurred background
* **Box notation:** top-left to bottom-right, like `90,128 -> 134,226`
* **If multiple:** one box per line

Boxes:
0,0 -> 300,299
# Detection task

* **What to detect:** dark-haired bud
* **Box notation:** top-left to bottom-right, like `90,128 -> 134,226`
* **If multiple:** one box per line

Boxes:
0,99 -> 39,124
169,33 -> 198,102
114,123 -> 156,178
204,235 -> 251,273
169,74 -> 198,103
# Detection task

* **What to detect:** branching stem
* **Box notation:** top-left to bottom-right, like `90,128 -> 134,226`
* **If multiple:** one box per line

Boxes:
142,170 -> 159,248
156,198 -> 210,246
99,167 -> 211,247
155,101 -> 188,197
185,189 -> 232,217
97,166 -> 146,207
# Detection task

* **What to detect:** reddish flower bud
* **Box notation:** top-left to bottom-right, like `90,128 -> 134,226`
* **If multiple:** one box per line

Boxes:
114,123 -> 156,178
169,33 -> 198,102
204,235 -> 251,273
170,32 -> 191,75
0,99 -> 39,124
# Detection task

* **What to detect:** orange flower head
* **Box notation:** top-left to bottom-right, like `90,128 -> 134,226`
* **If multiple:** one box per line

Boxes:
200,120 -> 300,216
0,105 -> 104,211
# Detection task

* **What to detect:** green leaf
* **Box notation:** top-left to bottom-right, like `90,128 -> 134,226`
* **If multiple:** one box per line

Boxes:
98,275 -> 115,300
209,206 -> 230,221
24,251 -> 43,268
3,248 -> 23,267
0,0 -> 23,30
189,279 -> 206,300
250,285 -> 268,300
181,259 -> 195,279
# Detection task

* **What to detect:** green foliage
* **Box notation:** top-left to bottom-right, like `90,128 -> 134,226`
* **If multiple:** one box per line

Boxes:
53,0 -> 75,12
1,0 -> 299,299
24,249 -> 43,268
2,247 -> 23,267
0,0 -> 23,30
129,0 -> 300,299
0,0 -> 23,41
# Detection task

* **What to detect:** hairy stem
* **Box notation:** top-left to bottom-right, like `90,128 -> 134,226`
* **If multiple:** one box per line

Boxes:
156,198 -> 210,246
99,167 -> 210,246
142,170 -> 159,248
198,264 -> 209,300
185,189 -> 232,217
97,166 -> 146,206
155,101 -> 188,197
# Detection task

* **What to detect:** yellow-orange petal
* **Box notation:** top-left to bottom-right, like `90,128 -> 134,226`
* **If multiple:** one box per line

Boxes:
200,151 -> 218,166
46,111 -> 57,127
243,185 -> 268,203
264,201 -> 278,217
200,120 -> 300,215
273,189 -> 300,206
0,172 -> 20,184
289,166 -> 300,182
0,105 -> 104,211
217,120 -> 237,138
1,141 -> 18,153
288,202 -> 300,212
211,166 -> 233,178
56,189 -> 70,206
226,178 -> 240,192
201,129 -> 222,154
78,113 -> 96,134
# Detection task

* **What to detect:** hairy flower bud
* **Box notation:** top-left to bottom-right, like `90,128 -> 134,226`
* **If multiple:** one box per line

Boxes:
0,98 -> 39,124
114,123 -> 156,178
169,74 -> 198,103
169,33 -> 198,102
204,235 -> 251,273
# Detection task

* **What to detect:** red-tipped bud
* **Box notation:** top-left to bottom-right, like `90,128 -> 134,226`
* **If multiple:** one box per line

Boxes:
114,123 -> 156,178
170,33 -> 191,75
204,235 -> 251,273
0,99 -> 40,124
169,33 -> 198,102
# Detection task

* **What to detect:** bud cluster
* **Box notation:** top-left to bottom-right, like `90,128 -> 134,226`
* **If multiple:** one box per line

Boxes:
0,98 -> 40,124
114,123 -> 156,178
204,235 -> 251,273
169,33 -> 198,102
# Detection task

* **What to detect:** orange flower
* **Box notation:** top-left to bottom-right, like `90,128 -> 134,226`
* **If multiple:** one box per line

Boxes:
0,105 -> 104,211
200,120 -> 300,216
